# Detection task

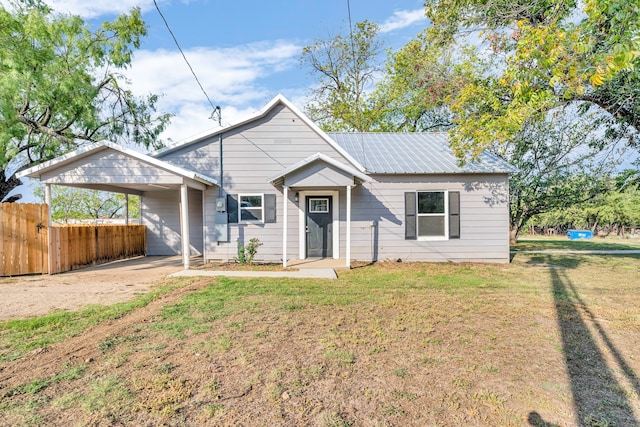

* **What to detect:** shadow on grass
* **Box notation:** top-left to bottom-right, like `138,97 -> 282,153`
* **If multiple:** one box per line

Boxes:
529,255 -> 639,426
527,411 -> 559,427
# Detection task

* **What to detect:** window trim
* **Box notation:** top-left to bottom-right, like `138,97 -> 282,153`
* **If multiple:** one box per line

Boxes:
416,190 -> 449,241
308,197 -> 330,213
238,193 -> 264,224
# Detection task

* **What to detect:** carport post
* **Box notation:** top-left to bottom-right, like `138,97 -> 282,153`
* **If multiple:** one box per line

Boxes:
125,194 -> 129,226
45,184 -> 53,275
180,184 -> 190,269
346,185 -> 351,269
44,184 -> 52,227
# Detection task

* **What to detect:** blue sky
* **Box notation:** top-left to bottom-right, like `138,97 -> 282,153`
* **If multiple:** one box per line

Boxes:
43,0 -> 429,143
3,0 -> 429,201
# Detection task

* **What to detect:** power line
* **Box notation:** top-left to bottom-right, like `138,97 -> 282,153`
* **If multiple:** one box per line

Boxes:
346,0 -> 366,164
346,0 -> 355,56
153,0 -> 220,122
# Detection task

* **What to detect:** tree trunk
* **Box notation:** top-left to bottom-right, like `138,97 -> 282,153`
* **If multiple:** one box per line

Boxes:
0,169 -> 23,202
509,226 -> 519,246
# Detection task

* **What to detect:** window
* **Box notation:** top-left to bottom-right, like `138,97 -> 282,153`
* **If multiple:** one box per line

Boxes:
417,191 -> 447,239
227,194 -> 277,224
239,194 -> 263,222
405,190 -> 460,240
309,198 -> 329,213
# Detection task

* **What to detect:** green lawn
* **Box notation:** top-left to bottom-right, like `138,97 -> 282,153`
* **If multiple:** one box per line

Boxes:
513,236 -> 640,251
1,255 -> 639,426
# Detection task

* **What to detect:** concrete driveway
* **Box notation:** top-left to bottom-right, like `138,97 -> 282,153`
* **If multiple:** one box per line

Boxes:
0,256 -> 191,320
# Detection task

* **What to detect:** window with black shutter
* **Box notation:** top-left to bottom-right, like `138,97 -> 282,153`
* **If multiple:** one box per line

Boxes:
405,190 -> 460,240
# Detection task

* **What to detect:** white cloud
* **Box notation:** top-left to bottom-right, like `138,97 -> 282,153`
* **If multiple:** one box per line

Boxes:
128,40 -> 300,104
379,9 -> 426,33
123,40 -> 302,142
43,0 -> 155,18
160,103 -> 260,144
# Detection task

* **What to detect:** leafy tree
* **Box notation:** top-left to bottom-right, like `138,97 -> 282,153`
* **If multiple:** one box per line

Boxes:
0,1 -> 171,201
529,185 -> 640,236
373,36 -> 487,132
503,110 -> 626,242
422,0 -> 640,157
34,186 -> 139,224
300,20 -> 384,131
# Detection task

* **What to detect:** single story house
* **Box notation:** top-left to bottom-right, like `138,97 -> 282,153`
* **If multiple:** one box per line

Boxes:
19,94 -> 516,269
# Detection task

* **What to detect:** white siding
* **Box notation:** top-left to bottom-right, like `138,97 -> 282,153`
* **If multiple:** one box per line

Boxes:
348,174 -> 511,263
41,150 -> 183,185
188,189 -> 204,255
142,189 -> 203,256
157,105 -> 357,181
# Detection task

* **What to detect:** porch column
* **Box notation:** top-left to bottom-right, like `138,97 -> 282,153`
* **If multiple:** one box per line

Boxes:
180,184 -> 190,269
346,185 -> 352,268
283,186 -> 288,268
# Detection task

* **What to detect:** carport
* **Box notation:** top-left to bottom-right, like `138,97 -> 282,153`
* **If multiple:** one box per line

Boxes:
18,141 -> 218,269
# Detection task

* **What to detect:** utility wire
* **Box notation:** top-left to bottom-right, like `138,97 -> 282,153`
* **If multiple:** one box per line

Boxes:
153,0 -> 220,121
346,0 -> 356,58
346,0 -> 367,167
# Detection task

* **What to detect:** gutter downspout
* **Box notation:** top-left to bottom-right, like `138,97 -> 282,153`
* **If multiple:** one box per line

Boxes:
219,133 -> 223,197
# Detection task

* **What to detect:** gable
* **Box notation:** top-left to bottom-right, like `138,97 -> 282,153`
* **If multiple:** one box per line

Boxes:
155,102 -> 365,188
40,150 -> 186,185
18,142 -> 217,196
284,160 -> 355,187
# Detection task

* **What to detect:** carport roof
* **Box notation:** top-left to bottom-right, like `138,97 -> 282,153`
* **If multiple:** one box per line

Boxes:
18,140 -> 218,194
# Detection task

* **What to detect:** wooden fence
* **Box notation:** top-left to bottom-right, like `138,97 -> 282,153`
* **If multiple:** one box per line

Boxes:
0,203 -> 49,276
49,224 -> 146,274
1,203 -> 146,276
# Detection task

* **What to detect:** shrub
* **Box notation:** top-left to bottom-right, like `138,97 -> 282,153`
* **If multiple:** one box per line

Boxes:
236,238 -> 263,264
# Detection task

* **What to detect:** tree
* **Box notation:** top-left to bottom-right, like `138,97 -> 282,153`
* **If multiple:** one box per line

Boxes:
372,35 -> 484,132
502,110 -> 626,242
300,20 -> 384,131
422,0 -> 640,157
529,185 -> 640,236
34,186 -> 139,224
0,1 -> 171,201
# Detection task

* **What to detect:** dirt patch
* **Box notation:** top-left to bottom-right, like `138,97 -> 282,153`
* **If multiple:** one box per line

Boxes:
0,256 -> 187,320
195,261 -> 287,271
0,278 -> 210,390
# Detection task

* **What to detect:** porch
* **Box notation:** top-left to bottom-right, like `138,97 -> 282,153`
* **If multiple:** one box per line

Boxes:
269,152 -> 371,270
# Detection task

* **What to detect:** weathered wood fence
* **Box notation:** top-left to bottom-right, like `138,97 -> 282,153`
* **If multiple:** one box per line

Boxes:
49,224 -> 146,274
0,203 -> 49,276
1,203 -> 145,276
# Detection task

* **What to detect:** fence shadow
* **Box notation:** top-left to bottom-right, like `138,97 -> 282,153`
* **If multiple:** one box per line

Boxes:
529,255 -> 639,426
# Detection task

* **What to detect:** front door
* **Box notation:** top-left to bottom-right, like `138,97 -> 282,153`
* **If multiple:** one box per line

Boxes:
306,196 -> 333,258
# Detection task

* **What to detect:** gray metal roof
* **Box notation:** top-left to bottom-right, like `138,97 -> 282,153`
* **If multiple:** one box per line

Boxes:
327,132 -> 517,174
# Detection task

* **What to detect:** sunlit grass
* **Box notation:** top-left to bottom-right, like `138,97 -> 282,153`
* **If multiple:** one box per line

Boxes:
514,236 -> 640,251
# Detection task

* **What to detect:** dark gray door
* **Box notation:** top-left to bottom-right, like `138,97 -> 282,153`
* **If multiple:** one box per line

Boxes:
306,196 -> 333,258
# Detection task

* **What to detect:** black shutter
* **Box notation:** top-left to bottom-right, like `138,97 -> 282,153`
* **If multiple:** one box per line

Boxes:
227,194 -> 238,223
449,191 -> 460,239
405,192 -> 417,240
265,194 -> 276,223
